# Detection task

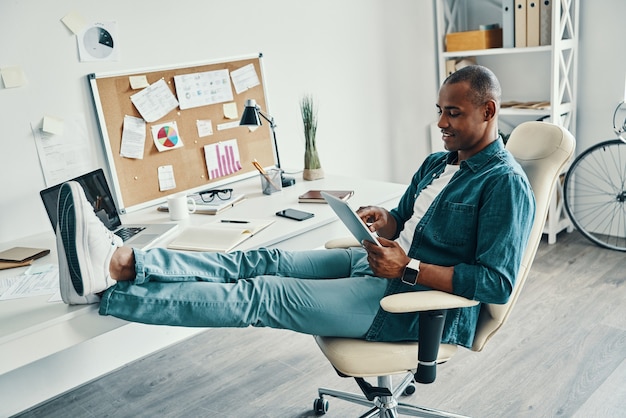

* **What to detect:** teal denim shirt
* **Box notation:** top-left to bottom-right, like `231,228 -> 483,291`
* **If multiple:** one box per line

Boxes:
364,139 -> 536,348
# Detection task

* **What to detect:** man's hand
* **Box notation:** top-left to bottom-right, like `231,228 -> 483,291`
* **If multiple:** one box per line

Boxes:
357,206 -> 397,239
363,237 -> 410,279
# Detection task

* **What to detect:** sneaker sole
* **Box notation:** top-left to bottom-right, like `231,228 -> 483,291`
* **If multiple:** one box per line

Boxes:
57,228 -> 99,304
58,183 -> 86,296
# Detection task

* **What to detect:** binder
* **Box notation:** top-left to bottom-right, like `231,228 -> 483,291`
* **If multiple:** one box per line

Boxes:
502,0 -> 515,48
445,59 -> 457,76
540,0 -> 552,46
526,0 -> 540,47
514,0 -> 526,47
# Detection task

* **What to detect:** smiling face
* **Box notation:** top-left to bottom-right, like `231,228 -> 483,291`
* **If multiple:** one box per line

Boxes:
436,80 -> 498,161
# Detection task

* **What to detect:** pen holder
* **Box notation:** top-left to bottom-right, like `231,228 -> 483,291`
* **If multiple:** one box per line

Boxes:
260,169 -> 282,195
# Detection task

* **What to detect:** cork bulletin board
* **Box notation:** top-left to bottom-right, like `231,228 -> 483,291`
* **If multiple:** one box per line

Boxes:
88,53 -> 276,212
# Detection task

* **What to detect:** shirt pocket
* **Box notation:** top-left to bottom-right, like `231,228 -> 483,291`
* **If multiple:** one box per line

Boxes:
432,201 -> 477,247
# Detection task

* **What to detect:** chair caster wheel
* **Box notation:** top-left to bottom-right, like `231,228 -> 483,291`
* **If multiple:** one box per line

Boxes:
402,383 -> 416,396
314,397 -> 329,415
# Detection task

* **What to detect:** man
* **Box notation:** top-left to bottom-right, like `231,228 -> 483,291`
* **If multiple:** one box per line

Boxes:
57,65 -> 535,348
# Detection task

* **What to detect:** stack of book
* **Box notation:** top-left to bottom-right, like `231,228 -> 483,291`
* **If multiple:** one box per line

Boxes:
298,190 -> 354,204
0,247 -> 49,270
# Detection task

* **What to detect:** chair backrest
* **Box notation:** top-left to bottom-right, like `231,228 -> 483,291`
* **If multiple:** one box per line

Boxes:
471,121 -> 575,351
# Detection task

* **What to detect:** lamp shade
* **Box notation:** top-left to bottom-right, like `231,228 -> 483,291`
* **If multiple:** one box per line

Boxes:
239,99 -> 262,127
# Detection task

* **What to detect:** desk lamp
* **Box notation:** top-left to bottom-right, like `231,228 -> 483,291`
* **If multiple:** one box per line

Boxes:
240,99 -> 296,187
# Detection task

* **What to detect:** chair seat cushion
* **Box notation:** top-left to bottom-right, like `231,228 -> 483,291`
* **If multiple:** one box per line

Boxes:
314,336 -> 458,377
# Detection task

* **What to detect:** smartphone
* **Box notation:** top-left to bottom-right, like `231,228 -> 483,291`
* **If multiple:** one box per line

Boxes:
276,208 -> 315,221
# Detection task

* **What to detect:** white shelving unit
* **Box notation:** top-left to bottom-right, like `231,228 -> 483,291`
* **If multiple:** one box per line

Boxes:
434,0 -> 579,244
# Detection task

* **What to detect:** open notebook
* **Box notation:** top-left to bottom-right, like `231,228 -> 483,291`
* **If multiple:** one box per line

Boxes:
167,219 -> 274,252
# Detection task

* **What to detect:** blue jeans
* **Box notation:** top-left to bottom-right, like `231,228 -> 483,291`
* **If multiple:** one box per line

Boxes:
99,247 -> 389,338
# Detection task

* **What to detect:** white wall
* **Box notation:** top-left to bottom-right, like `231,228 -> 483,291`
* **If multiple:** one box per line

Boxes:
576,0 -> 626,150
0,0 -> 435,242
1,0 -> 620,244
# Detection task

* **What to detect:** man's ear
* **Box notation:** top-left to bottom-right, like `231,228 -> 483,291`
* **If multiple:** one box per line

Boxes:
484,100 -> 497,121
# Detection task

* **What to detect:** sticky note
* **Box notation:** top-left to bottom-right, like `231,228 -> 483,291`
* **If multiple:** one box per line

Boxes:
223,102 -> 239,119
129,75 -> 150,89
42,116 -> 65,135
61,11 -> 88,35
1,66 -> 27,88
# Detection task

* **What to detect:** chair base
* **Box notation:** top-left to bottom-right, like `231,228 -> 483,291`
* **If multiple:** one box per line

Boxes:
315,373 -> 469,418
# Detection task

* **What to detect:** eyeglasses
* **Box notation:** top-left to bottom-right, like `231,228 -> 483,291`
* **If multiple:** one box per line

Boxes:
199,188 -> 233,203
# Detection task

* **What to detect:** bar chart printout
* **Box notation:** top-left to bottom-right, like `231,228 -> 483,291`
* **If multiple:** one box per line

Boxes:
204,139 -> 243,180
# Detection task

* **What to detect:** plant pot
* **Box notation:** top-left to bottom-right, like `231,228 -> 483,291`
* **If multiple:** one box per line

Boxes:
303,168 -> 325,181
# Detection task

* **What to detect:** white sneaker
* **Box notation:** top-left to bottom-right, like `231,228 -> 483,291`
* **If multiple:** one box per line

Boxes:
57,181 -> 122,305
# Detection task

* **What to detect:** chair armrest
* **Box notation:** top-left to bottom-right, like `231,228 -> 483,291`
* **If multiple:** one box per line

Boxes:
380,290 -> 478,313
323,238 -> 479,313
380,290 -> 478,384
325,237 -> 361,249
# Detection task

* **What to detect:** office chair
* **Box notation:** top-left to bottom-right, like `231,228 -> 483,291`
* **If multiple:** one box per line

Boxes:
313,121 -> 575,417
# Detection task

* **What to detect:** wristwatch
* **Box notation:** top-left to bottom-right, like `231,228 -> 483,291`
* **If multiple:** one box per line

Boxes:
401,259 -> 421,286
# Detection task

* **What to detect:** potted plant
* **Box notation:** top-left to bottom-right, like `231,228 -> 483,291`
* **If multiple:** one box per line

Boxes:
300,95 -> 324,180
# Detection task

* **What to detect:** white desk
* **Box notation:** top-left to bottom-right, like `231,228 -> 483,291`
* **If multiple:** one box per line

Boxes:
0,174 -> 406,417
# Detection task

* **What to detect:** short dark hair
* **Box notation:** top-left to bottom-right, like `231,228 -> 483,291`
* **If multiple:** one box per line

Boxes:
443,65 -> 501,108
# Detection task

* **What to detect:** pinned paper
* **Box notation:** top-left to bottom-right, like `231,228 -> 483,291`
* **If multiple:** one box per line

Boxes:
217,121 -> 240,131
77,21 -> 119,62
223,102 -> 239,119
158,165 -> 176,191
151,121 -> 183,152
32,114 -> 96,186
61,11 -> 88,35
230,63 -> 260,94
1,66 -> 27,88
129,75 -> 150,89
120,115 -> 146,159
197,119 -> 214,137
204,139 -> 243,180
42,116 -> 65,135
173,69 -> 233,110
131,78 -> 179,122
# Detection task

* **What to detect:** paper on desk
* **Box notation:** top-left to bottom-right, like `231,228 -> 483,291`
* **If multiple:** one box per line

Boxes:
0,267 -> 59,300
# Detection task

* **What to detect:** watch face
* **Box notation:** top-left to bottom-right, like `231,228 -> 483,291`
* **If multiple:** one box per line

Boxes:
402,267 -> 419,286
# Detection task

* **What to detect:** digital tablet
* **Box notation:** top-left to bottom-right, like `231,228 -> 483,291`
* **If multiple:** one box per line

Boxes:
321,191 -> 381,246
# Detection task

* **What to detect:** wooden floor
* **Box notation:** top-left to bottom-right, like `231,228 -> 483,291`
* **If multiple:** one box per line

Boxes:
15,231 -> 626,418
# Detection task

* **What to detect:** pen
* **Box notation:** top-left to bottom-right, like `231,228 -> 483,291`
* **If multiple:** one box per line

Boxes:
221,220 -> 249,224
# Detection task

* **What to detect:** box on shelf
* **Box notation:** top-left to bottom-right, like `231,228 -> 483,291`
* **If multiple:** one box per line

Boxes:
445,28 -> 503,52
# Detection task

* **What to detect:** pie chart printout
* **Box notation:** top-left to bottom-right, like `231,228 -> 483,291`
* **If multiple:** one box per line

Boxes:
151,122 -> 184,152
158,125 -> 179,148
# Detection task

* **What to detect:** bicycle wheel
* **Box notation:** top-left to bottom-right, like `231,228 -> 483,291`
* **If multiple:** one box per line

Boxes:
563,139 -> 626,251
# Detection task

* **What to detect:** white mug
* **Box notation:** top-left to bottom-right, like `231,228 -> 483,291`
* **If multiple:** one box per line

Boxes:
167,194 -> 196,220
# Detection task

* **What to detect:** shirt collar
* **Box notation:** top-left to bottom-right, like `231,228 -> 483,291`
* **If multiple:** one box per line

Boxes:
446,137 -> 505,173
